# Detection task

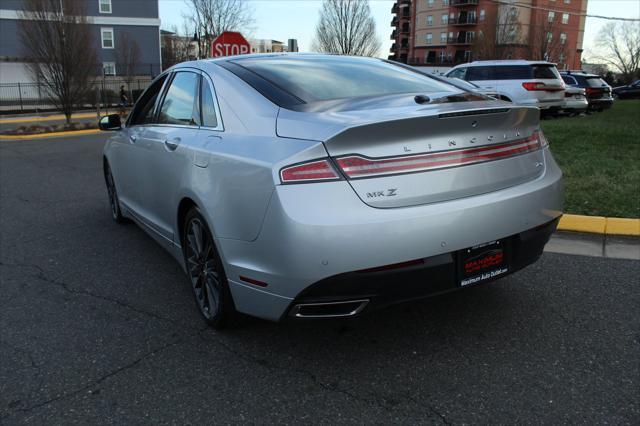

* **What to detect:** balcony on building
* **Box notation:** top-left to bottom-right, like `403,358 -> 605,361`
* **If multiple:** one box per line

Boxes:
400,23 -> 410,34
451,0 -> 478,7
401,9 -> 411,19
399,0 -> 411,5
391,2 -> 399,13
450,14 -> 477,25
390,30 -> 398,39
391,16 -> 399,26
390,43 -> 397,51
400,39 -> 409,49
448,32 -> 475,45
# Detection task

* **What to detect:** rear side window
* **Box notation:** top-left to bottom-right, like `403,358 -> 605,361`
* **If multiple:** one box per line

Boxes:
491,66 -> 532,80
158,72 -> 200,126
585,77 -> 608,87
200,77 -> 218,128
231,57 -> 456,103
532,65 -> 560,79
466,66 -> 493,80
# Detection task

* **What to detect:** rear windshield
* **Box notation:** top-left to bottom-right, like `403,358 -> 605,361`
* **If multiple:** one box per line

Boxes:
585,77 -> 608,87
231,57 -> 455,103
532,65 -> 561,79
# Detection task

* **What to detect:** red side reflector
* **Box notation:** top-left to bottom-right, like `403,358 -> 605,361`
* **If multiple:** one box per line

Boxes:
239,276 -> 268,288
336,132 -> 544,179
280,159 -> 340,184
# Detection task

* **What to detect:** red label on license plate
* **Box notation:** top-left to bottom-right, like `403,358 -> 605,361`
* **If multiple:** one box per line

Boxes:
458,240 -> 509,287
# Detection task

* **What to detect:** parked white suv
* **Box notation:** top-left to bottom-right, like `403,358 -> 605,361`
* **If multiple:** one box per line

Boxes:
445,60 -> 565,112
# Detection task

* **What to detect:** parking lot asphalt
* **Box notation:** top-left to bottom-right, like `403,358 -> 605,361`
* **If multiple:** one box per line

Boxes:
1,134 -> 639,424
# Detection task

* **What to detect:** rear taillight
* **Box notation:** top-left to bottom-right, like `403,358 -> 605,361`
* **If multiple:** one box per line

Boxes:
280,159 -> 341,184
335,132 -> 545,179
522,82 -> 564,92
585,87 -> 603,95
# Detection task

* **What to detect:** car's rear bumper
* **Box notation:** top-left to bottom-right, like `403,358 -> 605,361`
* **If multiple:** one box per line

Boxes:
587,98 -> 613,109
287,216 -> 559,318
219,149 -> 564,321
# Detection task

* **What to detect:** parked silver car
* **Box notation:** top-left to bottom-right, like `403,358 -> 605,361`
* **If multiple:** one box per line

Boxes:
100,54 -> 564,328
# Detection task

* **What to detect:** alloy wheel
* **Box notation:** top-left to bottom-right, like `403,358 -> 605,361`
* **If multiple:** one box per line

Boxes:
185,217 -> 221,320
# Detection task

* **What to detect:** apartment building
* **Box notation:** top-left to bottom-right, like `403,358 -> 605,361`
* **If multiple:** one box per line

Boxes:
389,0 -> 587,69
250,38 -> 299,54
0,0 -> 161,83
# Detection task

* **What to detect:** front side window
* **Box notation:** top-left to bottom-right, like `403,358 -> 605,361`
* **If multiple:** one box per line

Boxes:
129,74 -> 169,126
158,72 -> 200,126
101,28 -> 114,49
467,66 -> 492,81
99,0 -> 112,13
447,67 -> 466,80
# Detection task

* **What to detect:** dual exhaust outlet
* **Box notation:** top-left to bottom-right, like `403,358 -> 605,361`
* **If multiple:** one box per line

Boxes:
289,299 -> 369,318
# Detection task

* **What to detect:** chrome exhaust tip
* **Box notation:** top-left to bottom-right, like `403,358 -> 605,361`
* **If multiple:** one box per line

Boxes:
290,299 -> 369,318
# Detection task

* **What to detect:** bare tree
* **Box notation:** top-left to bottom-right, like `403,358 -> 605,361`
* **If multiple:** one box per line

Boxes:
115,32 -> 141,99
313,0 -> 381,57
527,12 -> 566,65
472,5 -> 522,60
185,0 -> 254,57
593,22 -> 640,83
18,0 -> 98,123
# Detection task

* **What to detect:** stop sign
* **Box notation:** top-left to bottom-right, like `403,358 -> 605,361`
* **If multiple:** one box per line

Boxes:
210,32 -> 251,57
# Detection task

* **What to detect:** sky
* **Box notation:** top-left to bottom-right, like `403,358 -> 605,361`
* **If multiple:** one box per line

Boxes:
159,0 -> 640,60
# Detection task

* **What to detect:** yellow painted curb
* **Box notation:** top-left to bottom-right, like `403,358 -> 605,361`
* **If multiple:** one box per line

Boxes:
558,214 -> 607,234
605,217 -> 640,236
0,112 -> 98,124
0,128 -> 102,140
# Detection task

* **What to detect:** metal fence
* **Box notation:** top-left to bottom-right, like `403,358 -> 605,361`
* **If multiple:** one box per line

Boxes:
0,78 -> 153,114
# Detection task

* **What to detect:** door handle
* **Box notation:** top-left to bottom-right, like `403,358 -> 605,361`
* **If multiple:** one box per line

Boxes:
164,137 -> 181,151
129,134 -> 138,143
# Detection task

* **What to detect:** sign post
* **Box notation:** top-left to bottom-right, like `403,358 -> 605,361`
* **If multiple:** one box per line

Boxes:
210,32 -> 251,58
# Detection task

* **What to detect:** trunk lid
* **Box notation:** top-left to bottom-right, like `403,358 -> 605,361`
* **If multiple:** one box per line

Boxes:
277,97 -> 546,208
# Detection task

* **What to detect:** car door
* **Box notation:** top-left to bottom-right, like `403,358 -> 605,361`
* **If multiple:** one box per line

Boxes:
137,70 -> 201,243
112,74 -> 169,216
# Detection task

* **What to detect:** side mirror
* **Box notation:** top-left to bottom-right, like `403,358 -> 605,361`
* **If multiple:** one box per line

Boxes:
99,114 -> 122,131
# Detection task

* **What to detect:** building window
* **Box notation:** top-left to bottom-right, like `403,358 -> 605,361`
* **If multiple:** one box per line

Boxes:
546,32 -> 553,42
560,33 -> 567,44
559,53 -> 565,63
548,11 -> 555,22
442,14 -> 448,24
562,13 -> 569,24
426,33 -> 433,44
427,15 -> 433,25
442,0 -> 449,5
103,62 -> 116,76
440,32 -> 447,43
564,0 -> 570,3
99,0 -> 112,13
427,0 -> 434,7
479,9 -> 485,21
101,28 -> 114,49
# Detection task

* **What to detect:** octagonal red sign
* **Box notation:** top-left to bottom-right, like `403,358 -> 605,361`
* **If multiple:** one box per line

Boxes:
210,31 -> 251,57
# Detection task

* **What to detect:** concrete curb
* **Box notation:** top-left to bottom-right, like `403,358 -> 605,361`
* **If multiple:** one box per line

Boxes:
0,128 -> 102,140
0,112 -> 98,124
558,214 -> 640,237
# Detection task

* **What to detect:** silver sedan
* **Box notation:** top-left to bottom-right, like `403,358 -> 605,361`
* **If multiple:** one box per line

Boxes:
100,54 -> 563,328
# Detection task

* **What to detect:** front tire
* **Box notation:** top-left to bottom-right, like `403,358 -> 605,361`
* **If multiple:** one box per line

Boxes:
105,164 -> 126,224
182,208 -> 236,329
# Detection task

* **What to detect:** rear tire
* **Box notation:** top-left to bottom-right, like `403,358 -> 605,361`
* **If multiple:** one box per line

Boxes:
182,208 -> 236,329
